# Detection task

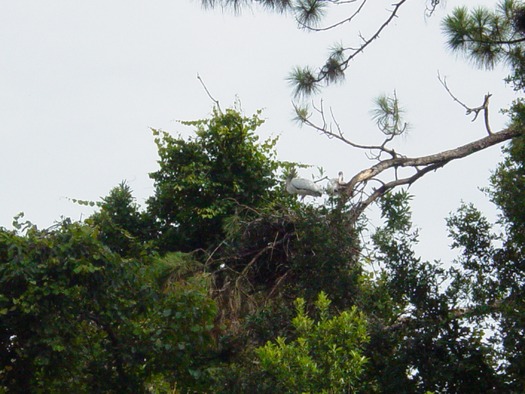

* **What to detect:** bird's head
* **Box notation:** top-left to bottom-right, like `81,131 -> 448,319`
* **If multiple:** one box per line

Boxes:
287,168 -> 298,180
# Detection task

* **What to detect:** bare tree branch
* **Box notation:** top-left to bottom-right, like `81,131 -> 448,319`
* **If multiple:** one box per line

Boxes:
425,0 -> 441,17
353,162 -> 445,216
197,73 -> 222,113
343,126 -> 522,216
296,0 -> 366,32
438,74 -> 493,135
333,0 -> 407,77
294,102 -> 399,158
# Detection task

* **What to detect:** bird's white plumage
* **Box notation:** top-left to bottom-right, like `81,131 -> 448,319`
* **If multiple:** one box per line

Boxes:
285,170 -> 323,198
326,171 -> 344,195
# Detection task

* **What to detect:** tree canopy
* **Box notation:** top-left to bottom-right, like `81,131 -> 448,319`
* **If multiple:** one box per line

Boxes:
0,219 -> 216,392
147,106 -> 281,253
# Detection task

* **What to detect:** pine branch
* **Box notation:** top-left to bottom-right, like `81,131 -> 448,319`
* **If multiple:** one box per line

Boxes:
296,0 -> 366,32
336,0 -> 407,72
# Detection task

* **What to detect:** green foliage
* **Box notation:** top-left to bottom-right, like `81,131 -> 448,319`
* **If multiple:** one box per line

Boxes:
202,0 -> 292,13
371,91 -> 409,137
446,203 -> 499,304
88,181 -> 152,258
211,201 -> 361,330
205,200 -> 364,391
366,191 -> 503,393
290,204 -> 362,308
148,251 -> 208,289
490,134 -> 525,248
256,292 -> 369,393
68,198 -> 101,207
372,191 -> 445,315
0,220 -> 217,392
147,106 -> 281,252
288,66 -> 320,98
294,0 -> 327,28
443,0 -> 525,90
484,134 -> 525,389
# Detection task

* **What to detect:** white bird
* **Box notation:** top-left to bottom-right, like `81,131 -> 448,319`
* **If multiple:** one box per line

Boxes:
326,171 -> 344,195
286,169 -> 323,199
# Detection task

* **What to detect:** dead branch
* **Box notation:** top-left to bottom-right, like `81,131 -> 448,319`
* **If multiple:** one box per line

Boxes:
343,126 -> 522,216
480,94 -> 493,135
265,271 -> 290,304
335,1 -> 407,75
296,103 -> 399,159
438,74 -> 493,135
197,73 -> 222,113
426,0 -> 441,17
354,162 -> 445,216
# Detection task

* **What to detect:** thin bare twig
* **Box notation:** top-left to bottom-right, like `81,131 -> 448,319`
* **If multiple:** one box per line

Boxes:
337,0 -> 407,73
296,0 -> 366,32
295,102 -> 399,158
438,73 -> 493,135
197,73 -> 222,113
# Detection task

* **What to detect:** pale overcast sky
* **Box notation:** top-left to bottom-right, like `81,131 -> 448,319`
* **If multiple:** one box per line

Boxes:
0,1 -> 518,262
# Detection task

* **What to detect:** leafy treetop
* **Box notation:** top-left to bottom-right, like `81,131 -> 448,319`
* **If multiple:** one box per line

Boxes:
147,106 -> 281,252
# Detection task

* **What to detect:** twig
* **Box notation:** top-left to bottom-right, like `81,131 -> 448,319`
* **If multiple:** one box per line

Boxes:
296,0 -> 366,32
336,0 -> 407,73
204,240 -> 227,268
296,102 -> 398,158
197,73 -> 222,113
482,94 -> 493,135
438,73 -> 493,135
265,271 -> 290,303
